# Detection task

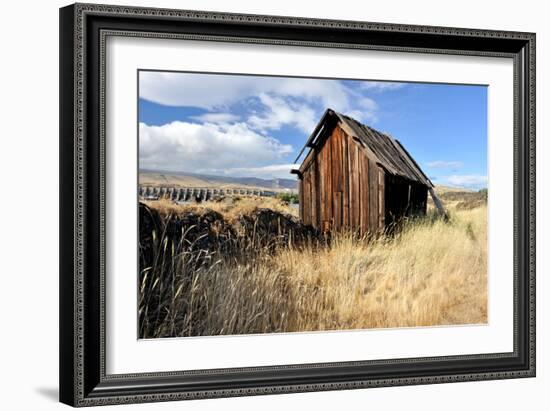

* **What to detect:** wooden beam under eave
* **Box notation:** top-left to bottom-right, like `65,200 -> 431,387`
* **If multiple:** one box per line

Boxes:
290,169 -> 303,179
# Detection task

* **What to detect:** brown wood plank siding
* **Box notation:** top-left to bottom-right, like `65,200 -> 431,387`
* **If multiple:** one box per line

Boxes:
360,151 -> 369,235
378,168 -> 385,230
350,142 -> 361,230
325,130 -> 333,230
302,171 -> 308,224
323,136 -> 329,230
318,144 -> 326,229
315,127 -> 336,233
298,178 -> 303,222
342,132 -> 350,228
331,128 -> 343,230
303,169 -> 311,225
298,120 -> 429,235
368,158 -> 379,233
310,159 -> 318,227
299,152 -> 327,230
311,155 -> 321,228
334,191 -> 342,231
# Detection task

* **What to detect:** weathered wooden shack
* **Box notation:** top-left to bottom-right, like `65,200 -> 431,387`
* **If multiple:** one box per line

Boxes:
292,109 -> 445,235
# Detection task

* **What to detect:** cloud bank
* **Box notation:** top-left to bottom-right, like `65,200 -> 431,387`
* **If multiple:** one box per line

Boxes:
139,73 -> 408,178
444,174 -> 488,189
140,72 -> 381,129
427,160 -> 463,169
139,121 -> 293,175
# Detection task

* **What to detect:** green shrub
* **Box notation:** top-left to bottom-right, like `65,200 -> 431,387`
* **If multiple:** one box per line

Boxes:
276,192 -> 299,204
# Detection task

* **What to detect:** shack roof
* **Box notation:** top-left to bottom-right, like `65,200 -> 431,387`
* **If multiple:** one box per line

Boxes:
294,109 -> 433,188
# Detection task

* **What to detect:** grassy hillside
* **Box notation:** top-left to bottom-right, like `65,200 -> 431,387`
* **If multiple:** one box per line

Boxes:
429,186 -> 487,211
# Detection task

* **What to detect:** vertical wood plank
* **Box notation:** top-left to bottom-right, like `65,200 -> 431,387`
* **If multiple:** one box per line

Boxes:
369,159 -> 379,232
349,141 -> 359,230
333,128 -> 339,229
310,169 -> 315,226
378,169 -> 385,230
326,132 -> 333,230
303,171 -> 310,225
302,172 -> 307,225
311,159 -> 317,228
299,178 -> 303,222
360,153 -> 369,235
353,143 -> 361,230
333,128 -> 343,229
407,183 -> 411,216
314,155 -> 321,228
339,129 -> 344,229
331,128 -> 341,193
334,191 -> 342,231
310,170 -> 314,225
342,131 -> 350,228
319,143 -> 326,227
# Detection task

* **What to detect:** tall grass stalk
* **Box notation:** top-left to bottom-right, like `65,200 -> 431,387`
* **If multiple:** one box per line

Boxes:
139,199 -> 487,338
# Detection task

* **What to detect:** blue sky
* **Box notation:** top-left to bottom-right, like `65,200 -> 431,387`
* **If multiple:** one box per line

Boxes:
139,71 -> 487,190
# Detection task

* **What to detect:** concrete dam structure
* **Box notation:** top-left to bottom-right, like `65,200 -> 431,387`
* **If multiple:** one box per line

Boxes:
139,186 -> 277,202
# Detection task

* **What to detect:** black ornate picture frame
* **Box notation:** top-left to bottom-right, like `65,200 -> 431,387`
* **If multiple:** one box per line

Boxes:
59,3 -> 535,407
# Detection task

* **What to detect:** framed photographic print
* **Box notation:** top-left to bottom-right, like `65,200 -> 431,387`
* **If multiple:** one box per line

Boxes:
59,3 -> 536,407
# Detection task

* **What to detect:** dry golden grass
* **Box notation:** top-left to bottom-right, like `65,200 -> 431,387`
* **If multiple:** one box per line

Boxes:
144,196 -> 299,221
274,206 -> 487,331
140,197 -> 487,338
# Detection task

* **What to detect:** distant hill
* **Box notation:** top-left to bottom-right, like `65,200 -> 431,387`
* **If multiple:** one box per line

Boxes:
139,173 -> 483,198
429,185 -> 487,210
433,185 -> 476,195
139,169 -> 298,192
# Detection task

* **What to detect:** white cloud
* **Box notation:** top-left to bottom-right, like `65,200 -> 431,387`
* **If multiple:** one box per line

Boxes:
139,121 -> 292,173
220,163 -> 296,179
274,78 -> 352,112
139,73 -> 390,176
140,72 -> 381,132
190,112 -> 240,123
359,81 -> 406,91
427,160 -> 463,169
444,175 -> 487,189
141,72 -> 341,109
357,97 -> 378,111
140,72 -> 262,109
247,94 -> 318,133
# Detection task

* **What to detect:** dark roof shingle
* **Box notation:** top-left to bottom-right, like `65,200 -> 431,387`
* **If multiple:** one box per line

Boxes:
296,109 -> 433,187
